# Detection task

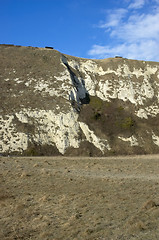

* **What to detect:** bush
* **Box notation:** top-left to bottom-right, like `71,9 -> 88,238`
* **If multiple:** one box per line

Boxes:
89,96 -> 103,109
121,117 -> 135,129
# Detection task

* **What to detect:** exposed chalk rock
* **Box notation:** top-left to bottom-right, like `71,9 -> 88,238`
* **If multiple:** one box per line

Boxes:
0,45 -> 159,155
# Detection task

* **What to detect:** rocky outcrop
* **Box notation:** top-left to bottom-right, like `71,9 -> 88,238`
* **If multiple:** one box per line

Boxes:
0,44 -> 159,156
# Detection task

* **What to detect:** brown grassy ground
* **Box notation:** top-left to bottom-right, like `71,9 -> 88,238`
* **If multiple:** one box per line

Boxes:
0,155 -> 159,240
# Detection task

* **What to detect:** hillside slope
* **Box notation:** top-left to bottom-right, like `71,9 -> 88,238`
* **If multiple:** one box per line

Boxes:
0,44 -> 159,156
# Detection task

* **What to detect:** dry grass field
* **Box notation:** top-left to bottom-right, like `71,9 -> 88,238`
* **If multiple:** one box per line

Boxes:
0,155 -> 159,239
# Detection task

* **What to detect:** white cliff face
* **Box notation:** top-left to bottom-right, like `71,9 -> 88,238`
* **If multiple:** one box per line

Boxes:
136,105 -> 159,119
152,132 -> 159,147
79,122 -> 111,153
68,59 -> 158,108
118,136 -> 139,147
0,115 -> 28,153
0,110 -> 80,154
0,107 -> 111,154
67,59 -> 159,129
15,109 -> 81,154
1,46 -> 159,155
0,108 -> 111,154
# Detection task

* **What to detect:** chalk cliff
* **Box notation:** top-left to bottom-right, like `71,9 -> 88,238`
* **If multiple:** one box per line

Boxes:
0,44 -> 159,156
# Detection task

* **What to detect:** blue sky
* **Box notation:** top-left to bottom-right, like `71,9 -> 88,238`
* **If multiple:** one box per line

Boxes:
1,0 -> 159,61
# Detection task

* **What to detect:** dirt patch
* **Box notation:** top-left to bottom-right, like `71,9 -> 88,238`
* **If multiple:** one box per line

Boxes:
0,155 -> 159,239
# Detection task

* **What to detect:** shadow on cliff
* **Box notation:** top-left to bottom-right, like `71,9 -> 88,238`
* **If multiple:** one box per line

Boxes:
61,55 -> 90,112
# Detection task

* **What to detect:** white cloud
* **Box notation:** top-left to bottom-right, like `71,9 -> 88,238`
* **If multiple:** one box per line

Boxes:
99,8 -> 127,28
111,11 -> 159,42
88,1 -> 159,61
128,0 -> 146,9
88,40 -> 158,61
